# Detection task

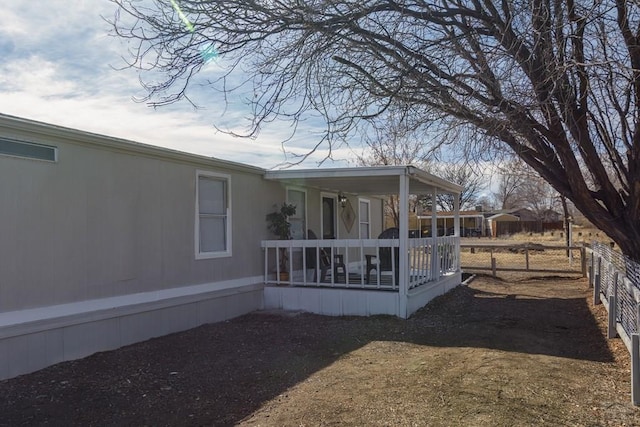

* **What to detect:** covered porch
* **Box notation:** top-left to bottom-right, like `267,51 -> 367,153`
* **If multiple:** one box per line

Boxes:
261,166 -> 463,319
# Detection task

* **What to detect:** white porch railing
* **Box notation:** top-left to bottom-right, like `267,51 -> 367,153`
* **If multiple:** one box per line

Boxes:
261,236 -> 460,291
408,236 -> 460,289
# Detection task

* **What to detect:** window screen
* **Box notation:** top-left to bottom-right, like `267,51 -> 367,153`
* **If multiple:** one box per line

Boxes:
359,199 -> 370,239
197,174 -> 230,257
0,138 -> 57,162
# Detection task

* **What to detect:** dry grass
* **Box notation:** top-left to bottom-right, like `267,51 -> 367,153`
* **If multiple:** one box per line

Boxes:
460,231 -> 594,281
497,227 -> 614,247
461,246 -> 583,271
3,276 -> 638,426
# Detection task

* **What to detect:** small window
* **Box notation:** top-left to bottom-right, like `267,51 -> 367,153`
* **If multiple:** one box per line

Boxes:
359,199 -> 370,239
196,171 -> 231,259
0,138 -> 57,162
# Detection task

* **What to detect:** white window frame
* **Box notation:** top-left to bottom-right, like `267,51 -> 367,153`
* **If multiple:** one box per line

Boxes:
358,198 -> 371,239
195,170 -> 232,259
286,187 -> 307,240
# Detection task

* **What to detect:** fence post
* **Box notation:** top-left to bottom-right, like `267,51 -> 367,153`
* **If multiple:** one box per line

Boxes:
633,297 -> 640,406
637,303 -> 640,337
632,334 -> 640,406
525,246 -> 530,271
609,295 -> 618,338
608,271 -> 618,339
593,256 -> 601,306
581,246 -> 587,278
491,257 -> 497,278
588,250 -> 594,286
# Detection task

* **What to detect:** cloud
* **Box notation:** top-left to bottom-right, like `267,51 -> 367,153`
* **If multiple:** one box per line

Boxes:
0,1 -> 357,170
0,56 -> 77,97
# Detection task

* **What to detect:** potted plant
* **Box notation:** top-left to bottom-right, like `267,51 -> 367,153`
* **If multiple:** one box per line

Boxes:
266,203 -> 297,281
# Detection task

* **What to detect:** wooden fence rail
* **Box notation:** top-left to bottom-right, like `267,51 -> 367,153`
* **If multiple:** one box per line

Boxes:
460,243 -> 586,277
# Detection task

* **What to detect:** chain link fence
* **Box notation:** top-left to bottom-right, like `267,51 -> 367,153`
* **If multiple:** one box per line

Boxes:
590,242 -> 640,405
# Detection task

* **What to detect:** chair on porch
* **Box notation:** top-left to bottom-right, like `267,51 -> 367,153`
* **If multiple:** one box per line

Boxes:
305,229 -> 346,283
366,227 -> 400,285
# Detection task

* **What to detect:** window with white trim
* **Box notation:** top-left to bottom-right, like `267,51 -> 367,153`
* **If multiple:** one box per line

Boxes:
196,171 -> 231,258
359,199 -> 370,239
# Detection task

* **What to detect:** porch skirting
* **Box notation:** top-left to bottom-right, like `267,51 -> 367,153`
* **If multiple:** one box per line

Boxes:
406,273 -> 461,317
0,277 -> 264,380
264,272 -> 462,319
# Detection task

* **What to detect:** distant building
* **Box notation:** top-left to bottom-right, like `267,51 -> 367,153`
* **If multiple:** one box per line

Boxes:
410,206 -> 563,237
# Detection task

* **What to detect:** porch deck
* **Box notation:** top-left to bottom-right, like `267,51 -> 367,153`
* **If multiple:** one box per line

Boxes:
262,236 -> 460,318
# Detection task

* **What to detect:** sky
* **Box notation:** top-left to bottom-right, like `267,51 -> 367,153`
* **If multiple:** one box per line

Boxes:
0,1 -> 356,169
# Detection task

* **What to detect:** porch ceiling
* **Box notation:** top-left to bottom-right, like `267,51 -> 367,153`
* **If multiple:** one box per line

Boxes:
264,165 -> 462,196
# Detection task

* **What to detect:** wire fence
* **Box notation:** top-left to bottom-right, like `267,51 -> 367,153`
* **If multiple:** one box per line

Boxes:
590,242 -> 640,405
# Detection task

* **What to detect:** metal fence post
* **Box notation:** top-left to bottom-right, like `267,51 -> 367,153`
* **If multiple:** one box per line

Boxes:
589,250 -> 596,287
632,334 -> 640,406
609,294 -> 618,338
594,256 -> 601,306
608,271 -> 619,340
637,303 -> 640,336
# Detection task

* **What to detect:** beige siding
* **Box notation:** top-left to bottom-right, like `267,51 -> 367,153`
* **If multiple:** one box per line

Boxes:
0,135 -> 281,312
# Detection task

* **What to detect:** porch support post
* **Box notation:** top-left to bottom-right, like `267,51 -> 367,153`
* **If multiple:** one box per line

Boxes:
431,186 -> 439,281
398,172 -> 409,318
453,190 -> 460,272
453,193 -> 460,237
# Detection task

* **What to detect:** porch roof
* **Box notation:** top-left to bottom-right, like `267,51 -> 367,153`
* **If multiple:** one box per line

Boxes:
264,165 -> 462,196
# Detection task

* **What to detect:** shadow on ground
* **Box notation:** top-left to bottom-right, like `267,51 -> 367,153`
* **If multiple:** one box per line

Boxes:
0,276 -> 614,426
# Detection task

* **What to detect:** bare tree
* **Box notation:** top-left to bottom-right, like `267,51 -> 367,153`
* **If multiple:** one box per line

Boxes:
357,108 -> 434,168
493,165 -> 527,210
433,163 -> 486,211
494,159 -> 564,220
519,175 -> 563,221
110,1 -> 640,261
356,109 -> 434,227
493,159 -> 558,216
494,176 -> 523,210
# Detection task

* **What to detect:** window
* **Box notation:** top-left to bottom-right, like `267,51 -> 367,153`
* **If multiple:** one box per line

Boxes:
359,199 -> 370,239
196,171 -> 231,258
287,188 -> 306,240
0,138 -> 57,162
321,195 -> 337,239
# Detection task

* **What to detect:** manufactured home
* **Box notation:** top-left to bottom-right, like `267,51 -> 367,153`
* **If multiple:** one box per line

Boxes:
0,114 -> 462,380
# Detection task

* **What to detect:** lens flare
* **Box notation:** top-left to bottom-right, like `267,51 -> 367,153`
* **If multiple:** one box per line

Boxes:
170,0 -> 194,32
170,0 -> 219,62
200,43 -> 218,62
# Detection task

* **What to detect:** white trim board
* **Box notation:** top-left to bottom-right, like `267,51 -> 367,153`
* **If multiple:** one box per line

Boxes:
0,276 -> 263,340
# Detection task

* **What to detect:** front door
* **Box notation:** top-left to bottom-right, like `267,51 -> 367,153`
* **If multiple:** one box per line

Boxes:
322,196 -> 337,239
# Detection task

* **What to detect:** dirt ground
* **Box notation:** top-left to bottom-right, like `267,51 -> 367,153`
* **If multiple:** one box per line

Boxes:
2,275 -> 639,426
